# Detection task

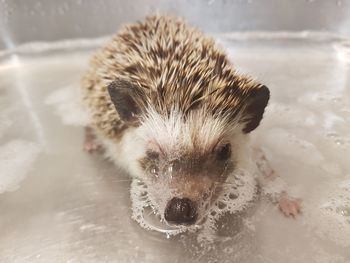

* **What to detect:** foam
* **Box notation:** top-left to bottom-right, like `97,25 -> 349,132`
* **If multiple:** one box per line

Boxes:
130,179 -> 194,236
0,139 -> 41,193
130,165 -> 258,239
45,84 -> 89,126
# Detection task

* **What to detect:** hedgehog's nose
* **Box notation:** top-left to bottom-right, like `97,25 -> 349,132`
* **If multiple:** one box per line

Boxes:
164,197 -> 197,225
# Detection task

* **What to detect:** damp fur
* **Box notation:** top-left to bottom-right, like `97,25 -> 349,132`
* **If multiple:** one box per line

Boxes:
81,15 -> 270,227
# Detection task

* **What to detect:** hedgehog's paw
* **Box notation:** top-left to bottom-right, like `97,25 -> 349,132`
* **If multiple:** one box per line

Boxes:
83,127 -> 101,154
278,192 -> 302,218
83,140 -> 101,153
255,148 -> 277,180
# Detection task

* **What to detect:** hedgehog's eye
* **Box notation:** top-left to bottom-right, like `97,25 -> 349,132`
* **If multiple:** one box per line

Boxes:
216,143 -> 231,161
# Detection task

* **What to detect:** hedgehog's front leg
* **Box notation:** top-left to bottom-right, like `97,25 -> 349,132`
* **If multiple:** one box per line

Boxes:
278,191 -> 302,217
83,127 -> 102,153
254,148 -> 302,217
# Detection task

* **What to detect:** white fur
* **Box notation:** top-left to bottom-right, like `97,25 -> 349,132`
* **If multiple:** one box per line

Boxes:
99,128 -> 146,179
137,107 -> 242,156
99,107 -> 250,181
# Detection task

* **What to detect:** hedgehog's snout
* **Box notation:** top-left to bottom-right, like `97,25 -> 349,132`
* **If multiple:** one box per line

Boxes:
164,197 -> 198,225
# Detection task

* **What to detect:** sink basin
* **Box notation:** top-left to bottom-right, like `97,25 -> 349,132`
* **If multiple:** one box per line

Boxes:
1,1 -> 350,262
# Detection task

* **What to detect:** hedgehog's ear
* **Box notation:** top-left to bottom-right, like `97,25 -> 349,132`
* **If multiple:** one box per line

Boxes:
107,79 -> 143,126
240,85 -> 270,133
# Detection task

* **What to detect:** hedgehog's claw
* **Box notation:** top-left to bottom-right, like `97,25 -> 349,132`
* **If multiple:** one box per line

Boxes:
278,192 -> 302,218
83,140 -> 101,153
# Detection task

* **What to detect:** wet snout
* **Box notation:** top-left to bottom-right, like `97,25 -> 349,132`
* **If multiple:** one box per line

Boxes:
164,197 -> 197,225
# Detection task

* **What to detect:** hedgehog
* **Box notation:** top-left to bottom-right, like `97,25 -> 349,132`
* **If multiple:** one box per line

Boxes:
81,15 -> 301,226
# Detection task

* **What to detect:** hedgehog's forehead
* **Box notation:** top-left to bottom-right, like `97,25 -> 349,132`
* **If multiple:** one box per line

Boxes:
138,108 -> 230,155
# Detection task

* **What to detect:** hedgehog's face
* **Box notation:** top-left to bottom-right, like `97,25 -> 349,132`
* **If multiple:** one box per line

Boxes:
138,135 -> 237,225
107,79 -> 269,226
134,108 -> 249,226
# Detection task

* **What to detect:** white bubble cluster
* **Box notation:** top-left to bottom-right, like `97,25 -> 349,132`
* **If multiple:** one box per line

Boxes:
130,166 -> 258,238
0,139 -> 41,193
45,84 -> 89,126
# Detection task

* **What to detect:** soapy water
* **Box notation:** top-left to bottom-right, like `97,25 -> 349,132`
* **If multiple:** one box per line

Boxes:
130,166 -> 258,239
0,32 -> 350,262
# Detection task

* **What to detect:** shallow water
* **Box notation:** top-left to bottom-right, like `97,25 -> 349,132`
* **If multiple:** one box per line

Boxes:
0,32 -> 350,262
